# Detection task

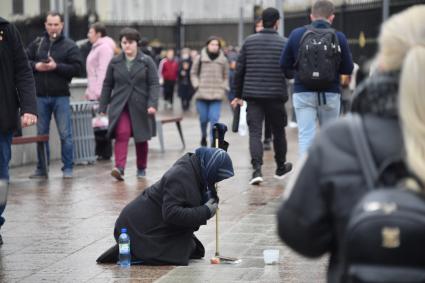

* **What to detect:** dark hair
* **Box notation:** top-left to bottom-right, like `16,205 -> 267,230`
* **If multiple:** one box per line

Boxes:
90,22 -> 107,37
312,0 -> 335,19
205,36 -> 222,48
140,37 -> 150,47
119,27 -> 140,44
46,11 -> 63,22
262,7 -> 280,28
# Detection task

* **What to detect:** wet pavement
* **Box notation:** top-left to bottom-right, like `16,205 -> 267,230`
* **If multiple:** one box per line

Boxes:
1,104 -> 326,282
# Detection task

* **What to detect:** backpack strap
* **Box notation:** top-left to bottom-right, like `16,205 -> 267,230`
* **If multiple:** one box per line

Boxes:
348,114 -> 378,190
298,25 -> 315,45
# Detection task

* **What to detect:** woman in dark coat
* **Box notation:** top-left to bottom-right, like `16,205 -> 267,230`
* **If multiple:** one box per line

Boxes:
99,28 -> 159,180
97,147 -> 234,265
177,48 -> 194,111
277,6 -> 425,283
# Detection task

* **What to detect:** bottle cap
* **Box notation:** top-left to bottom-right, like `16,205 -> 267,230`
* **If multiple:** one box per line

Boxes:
121,228 -> 127,233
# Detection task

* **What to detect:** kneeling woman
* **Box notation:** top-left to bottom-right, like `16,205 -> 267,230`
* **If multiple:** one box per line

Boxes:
97,147 -> 234,265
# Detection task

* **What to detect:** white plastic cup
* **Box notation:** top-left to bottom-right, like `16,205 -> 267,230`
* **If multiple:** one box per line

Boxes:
263,249 -> 279,265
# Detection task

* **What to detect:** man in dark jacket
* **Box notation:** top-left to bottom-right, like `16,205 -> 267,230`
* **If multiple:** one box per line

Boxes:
0,18 -> 38,245
26,11 -> 82,179
97,147 -> 234,265
231,7 -> 292,185
280,0 -> 353,157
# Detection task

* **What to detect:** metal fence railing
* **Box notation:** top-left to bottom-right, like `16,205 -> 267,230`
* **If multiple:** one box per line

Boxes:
70,101 -> 96,165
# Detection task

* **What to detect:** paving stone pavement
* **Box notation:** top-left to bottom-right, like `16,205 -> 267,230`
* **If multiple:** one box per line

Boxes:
0,104 -> 327,282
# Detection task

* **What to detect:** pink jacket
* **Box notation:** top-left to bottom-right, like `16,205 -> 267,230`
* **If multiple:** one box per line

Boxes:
85,36 -> 116,101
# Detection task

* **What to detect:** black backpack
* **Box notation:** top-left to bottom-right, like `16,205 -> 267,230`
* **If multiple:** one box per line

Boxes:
296,25 -> 341,91
342,114 -> 425,283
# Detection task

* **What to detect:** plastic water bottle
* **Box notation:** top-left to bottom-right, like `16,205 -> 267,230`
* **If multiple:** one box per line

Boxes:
118,228 -> 131,268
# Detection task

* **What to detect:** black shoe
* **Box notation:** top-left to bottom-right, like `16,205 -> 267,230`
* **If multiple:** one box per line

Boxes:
274,163 -> 293,180
0,234 -> 3,245
97,244 -> 119,263
201,137 -> 207,147
263,140 -> 272,151
97,156 -> 111,161
111,167 -> 124,181
249,168 -> 263,185
29,170 -> 48,179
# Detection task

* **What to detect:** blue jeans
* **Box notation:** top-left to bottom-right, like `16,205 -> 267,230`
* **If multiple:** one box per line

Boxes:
196,100 -> 222,140
36,96 -> 73,171
0,131 -> 12,227
293,92 -> 341,157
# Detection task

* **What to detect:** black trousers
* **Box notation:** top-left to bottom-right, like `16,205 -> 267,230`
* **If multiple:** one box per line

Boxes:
264,115 -> 272,142
246,99 -> 288,168
94,129 -> 112,159
163,80 -> 176,104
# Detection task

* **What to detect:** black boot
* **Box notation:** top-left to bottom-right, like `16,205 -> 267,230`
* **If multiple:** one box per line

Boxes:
200,137 -> 207,147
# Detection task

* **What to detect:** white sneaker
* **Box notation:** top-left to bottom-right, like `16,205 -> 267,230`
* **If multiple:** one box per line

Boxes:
249,169 -> 263,185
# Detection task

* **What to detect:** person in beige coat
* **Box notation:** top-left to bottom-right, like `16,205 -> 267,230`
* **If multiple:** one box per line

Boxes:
191,36 -> 229,147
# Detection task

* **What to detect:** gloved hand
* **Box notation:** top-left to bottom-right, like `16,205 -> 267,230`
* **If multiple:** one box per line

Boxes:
204,198 -> 218,218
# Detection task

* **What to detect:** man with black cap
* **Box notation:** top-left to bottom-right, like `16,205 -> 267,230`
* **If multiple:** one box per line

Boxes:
231,7 -> 292,185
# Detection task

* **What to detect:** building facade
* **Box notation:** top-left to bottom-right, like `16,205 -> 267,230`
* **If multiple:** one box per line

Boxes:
0,0 -> 376,23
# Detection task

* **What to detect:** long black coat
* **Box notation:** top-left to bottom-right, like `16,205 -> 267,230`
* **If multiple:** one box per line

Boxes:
99,52 -> 159,142
113,153 -> 211,265
0,18 -> 37,134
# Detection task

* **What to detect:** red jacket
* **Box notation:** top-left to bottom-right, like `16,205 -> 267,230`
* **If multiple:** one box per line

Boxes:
161,59 -> 178,81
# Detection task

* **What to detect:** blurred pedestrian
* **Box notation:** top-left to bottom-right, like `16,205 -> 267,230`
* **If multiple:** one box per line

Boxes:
99,28 -> 159,181
254,16 -> 273,151
190,49 -> 199,62
280,0 -> 353,157
232,8 -> 292,185
26,11 -> 82,179
86,22 -> 116,160
85,22 -> 116,101
0,17 -> 37,244
178,48 -> 194,111
254,17 -> 263,33
140,37 -> 154,60
226,50 -> 238,104
277,5 -> 425,282
191,36 -> 229,147
340,62 -> 359,114
159,49 -> 178,110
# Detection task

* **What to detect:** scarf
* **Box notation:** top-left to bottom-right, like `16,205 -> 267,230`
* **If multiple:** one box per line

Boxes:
351,71 -> 400,118
195,147 -> 234,203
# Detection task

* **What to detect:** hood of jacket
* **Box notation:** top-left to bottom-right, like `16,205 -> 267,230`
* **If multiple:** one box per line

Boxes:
351,70 -> 400,118
93,36 -> 116,50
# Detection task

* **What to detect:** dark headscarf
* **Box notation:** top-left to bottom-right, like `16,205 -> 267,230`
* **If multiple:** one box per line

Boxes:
195,147 -> 234,202
351,70 -> 400,118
